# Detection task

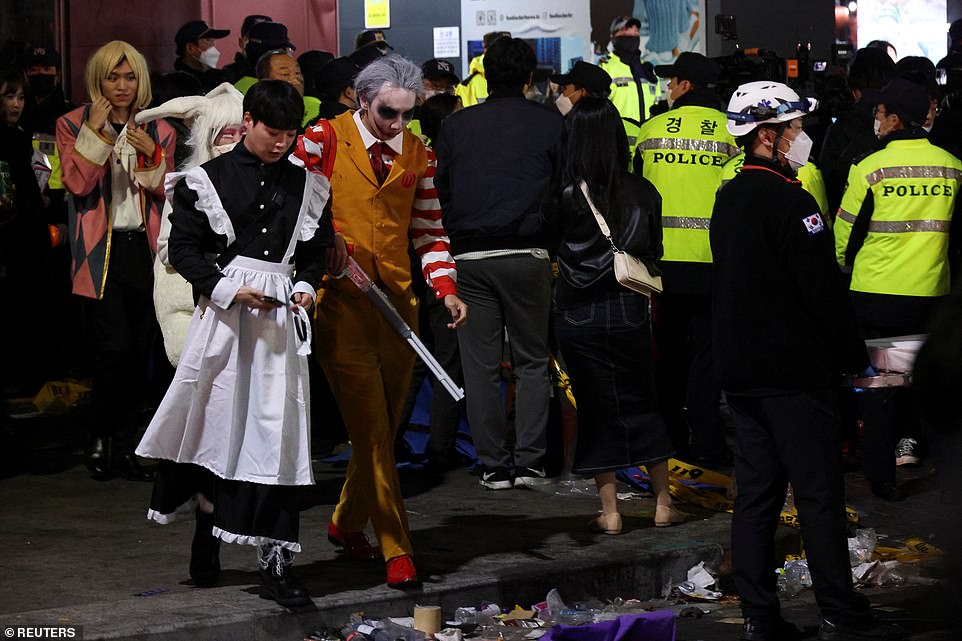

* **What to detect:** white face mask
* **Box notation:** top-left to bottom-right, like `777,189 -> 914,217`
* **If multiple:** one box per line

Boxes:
211,141 -> 237,157
555,92 -> 573,116
922,123 -> 933,133
873,118 -> 883,138
781,130 -> 813,171
199,46 -> 221,69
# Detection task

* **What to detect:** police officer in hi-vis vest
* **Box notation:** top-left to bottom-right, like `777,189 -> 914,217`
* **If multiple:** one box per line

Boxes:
835,77 -> 962,501
632,52 -> 740,465
599,16 -> 660,148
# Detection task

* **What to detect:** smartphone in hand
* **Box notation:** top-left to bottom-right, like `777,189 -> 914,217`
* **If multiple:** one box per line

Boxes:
258,295 -> 286,307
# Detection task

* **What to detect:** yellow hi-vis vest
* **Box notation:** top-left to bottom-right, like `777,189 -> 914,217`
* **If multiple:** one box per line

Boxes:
797,161 -> 829,216
834,138 -> 962,297
455,55 -> 488,108
599,54 -> 664,142
635,105 -> 739,264
32,133 -> 63,190
720,154 -> 832,218
599,53 -> 642,147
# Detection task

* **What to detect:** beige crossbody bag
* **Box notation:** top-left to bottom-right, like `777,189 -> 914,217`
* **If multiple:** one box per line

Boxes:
579,181 -> 663,297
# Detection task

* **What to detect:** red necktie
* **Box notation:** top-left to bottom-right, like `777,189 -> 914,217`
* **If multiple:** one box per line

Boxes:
370,141 -> 390,184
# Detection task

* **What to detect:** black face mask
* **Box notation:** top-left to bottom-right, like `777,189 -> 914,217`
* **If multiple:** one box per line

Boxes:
612,36 -> 641,55
29,74 -> 57,98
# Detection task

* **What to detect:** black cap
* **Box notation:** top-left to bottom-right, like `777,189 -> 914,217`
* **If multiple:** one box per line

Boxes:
550,61 -> 612,95
355,30 -> 393,52
175,20 -> 230,52
241,15 -> 272,37
878,77 -> 931,127
247,21 -> 296,52
26,46 -> 61,69
349,42 -> 388,70
609,16 -> 641,36
298,50 -> 334,70
422,59 -> 459,84
655,52 -> 718,86
316,57 -> 359,100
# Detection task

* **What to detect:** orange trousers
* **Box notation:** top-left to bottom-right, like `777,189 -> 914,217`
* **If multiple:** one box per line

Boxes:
314,285 -> 418,561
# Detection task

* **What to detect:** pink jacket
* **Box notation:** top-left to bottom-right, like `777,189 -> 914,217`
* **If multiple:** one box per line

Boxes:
56,104 -> 175,299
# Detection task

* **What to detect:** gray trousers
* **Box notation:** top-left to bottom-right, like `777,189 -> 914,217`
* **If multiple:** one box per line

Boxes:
456,253 -> 552,470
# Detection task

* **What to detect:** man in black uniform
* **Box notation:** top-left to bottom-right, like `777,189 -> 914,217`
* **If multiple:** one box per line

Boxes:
712,81 -> 903,641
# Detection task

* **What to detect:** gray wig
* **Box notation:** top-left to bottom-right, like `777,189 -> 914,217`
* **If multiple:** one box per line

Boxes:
354,54 -> 422,108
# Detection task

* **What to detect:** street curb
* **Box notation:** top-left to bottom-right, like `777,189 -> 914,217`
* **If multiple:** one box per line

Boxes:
6,540 -> 733,641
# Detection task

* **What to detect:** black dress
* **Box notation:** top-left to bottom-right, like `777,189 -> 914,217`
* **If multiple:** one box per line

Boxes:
544,172 -> 674,473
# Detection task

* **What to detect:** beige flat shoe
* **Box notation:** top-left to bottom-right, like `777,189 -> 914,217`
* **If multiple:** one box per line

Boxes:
589,512 -> 623,535
654,504 -> 685,528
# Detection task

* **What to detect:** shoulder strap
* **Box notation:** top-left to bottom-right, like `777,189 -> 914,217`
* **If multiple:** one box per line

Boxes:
579,181 -> 621,253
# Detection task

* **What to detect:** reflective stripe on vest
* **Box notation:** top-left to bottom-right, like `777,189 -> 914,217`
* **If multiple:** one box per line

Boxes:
638,137 -> 741,155
837,208 -> 950,233
662,216 -> 711,230
865,165 -> 962,185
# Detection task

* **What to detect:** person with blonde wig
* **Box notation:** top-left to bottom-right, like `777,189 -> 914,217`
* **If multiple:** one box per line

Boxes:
56,40 -> 176,481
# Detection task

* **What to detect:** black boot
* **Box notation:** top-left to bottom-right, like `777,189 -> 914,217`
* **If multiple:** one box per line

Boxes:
111,451 -> 155,482
189,508 -> 221,587
85,436 -> 112,480
258,544 -> 311,607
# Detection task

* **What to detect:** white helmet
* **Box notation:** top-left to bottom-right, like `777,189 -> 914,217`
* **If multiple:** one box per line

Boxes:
725,81 -> 818,137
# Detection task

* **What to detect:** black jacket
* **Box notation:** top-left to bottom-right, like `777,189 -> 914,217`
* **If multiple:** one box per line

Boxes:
543,172 -> 662,309
435,91 -> 563,254
222,52 -> 253,84
710,154 -> 868,392
818,98 -> 881,215
174,58 -> 229,93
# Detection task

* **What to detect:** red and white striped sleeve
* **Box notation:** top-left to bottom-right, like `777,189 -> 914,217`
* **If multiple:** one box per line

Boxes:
290,120 -> 337,179
411,146 -> 457,299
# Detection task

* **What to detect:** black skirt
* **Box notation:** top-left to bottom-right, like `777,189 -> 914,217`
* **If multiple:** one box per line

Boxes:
555,292 -> 675,474
148,461 -> 303,551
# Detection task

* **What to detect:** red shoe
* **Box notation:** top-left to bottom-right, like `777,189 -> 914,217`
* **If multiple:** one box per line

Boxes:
386,554 -> 419,588
327,521 -> 378,560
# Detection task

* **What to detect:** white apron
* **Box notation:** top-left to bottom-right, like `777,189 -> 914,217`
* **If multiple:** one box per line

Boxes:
137,170 -> 323,487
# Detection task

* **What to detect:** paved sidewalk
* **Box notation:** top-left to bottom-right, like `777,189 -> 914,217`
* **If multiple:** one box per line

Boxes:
0,415 -> 954,641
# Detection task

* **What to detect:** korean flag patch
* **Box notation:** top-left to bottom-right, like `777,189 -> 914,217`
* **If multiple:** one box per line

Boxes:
803,212 -> 826,235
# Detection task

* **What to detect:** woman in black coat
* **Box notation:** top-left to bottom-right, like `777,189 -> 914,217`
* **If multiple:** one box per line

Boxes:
544,97 -> 679,533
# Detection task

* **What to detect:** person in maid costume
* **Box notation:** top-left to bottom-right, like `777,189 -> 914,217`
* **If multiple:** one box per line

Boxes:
135,79 -> 335,608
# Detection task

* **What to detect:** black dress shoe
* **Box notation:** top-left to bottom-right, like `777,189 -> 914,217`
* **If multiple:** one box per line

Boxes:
111,452 -> 155,482
259,567 -> 312,607
741,617 -> 800,641
870,481 -> 903,501
817,618 -> 905,640
85,436 -> 112,480
189,508 -> 221,587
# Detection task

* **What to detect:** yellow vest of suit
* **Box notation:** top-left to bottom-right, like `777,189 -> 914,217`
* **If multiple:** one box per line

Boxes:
326,111 -> 430,296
